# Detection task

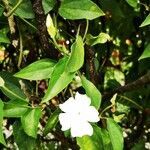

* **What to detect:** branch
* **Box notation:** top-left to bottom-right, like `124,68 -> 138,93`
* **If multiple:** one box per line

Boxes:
30,0 -> 57,59
85,45 -> 98,86
103,71 -> 150,100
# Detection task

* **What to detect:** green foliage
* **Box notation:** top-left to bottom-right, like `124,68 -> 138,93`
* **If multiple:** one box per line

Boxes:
107,118 -> 124,150
21,108 -> 42,138
81,76 -> 101,109
13,121 -> 36,150
0,0 -> 149,149
139,43 -> 150,60
59,0 -> 104,20
77,125 -> 103,150
42,57 -> 75,103
43,108 -> 60,135
67,36 -> 84,72
140,14 -> 150,27
0,100 -> 6,146
15,59 -> 56,80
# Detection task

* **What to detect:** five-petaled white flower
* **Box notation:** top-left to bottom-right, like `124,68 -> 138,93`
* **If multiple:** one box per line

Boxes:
59,92 -> 100,137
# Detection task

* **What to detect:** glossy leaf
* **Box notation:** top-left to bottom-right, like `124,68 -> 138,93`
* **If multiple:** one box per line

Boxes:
59,0 -> 105,20
86,33 -> 110,46
0,77 -> 28,103
107,118 -> 123,150
15,59 -> 56,80
9,0 -> 34,19
42,57 -> 75,103
43,0 -> 56,14
0,28 -> 10,44
138,43 -> 150,60
81,76 -> 101,109
43,108 -> 61,135
77,125 -> 103,150
0,100 -> 6,146
21,108 -> 42,138
140,14 -> 150,27
3,100 -> 29,118
13,121 -> 36,150
67,36 -> 84,72
126,0 -> 138,8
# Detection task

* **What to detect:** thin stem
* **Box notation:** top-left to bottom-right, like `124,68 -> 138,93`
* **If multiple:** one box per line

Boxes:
99,104 -> 113,117
118,95 -> 143,110
36,81 -> 39,96
17,26 -> 23,69
18,16 -> 37,30
5,0 -> 23,17
83,19 -> 89,41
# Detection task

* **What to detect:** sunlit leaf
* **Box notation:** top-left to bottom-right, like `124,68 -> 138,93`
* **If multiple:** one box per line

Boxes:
42,57 -> 75,103
15,59 -> 56,80
0,100 -> 6,146
140,14 -> 150,27
138,43 -> 150,60
81,76 -> 101,109
21,108 -> 42,138
59,0 -> 105,20
67,36 -> 84,72
107,118 -> 123,150
43,0 -> 56,14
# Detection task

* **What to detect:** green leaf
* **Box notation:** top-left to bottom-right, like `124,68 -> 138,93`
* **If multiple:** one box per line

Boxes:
100,129 -> 112,150
21,108 -> 42,138
67,36 -> 84,72
140,14 -> 150,27
15,59 -> 56,80
81,76 -> 101,109
0,28 -> 10,44
59,0 -> 105,20
86,33 -> 110,46
42,57 -> 75,103
9,0 -> 34,19
107,118 -> 123,150
138,43 -> 150,60
0,7 -> 4,16
42,0 -> 56,14
0,100 -> 7,146
13,121 -> 36,150
126,0 -> 138,8
43,108 -> 61,136
77,125 -> 103,150
3,100 -> 29,118
0,77 -> 28,103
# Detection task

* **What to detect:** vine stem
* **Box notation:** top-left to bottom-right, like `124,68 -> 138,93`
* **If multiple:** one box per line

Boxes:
5,0 -> 23,17
99,104 -> 113,118
118,95 -> 143,110
17,26 -> 23,69
83,19 -> 89,41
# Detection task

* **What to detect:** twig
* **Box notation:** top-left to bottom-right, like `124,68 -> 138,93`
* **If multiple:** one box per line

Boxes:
103,71 -> 150,100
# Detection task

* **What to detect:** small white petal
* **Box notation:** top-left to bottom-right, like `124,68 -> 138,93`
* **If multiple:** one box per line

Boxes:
46,14 -> 53,28
75,92 -> 91,108
71,120 -> 93,137
82,106 -> 100,122
59,113 -> 71,131
59,97 -> 77,113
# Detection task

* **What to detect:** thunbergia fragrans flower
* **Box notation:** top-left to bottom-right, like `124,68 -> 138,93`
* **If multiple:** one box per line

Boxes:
59,92 -> 99,137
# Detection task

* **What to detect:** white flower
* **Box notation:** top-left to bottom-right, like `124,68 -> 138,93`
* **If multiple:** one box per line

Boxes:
59,92 -> 99,137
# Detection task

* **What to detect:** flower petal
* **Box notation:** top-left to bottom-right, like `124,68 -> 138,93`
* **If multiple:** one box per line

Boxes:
71,120 -> 93,137
59,113 -> 71,131
82,106 -> 100,122
59,97 -> 77,113
75,92 -> 91,108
